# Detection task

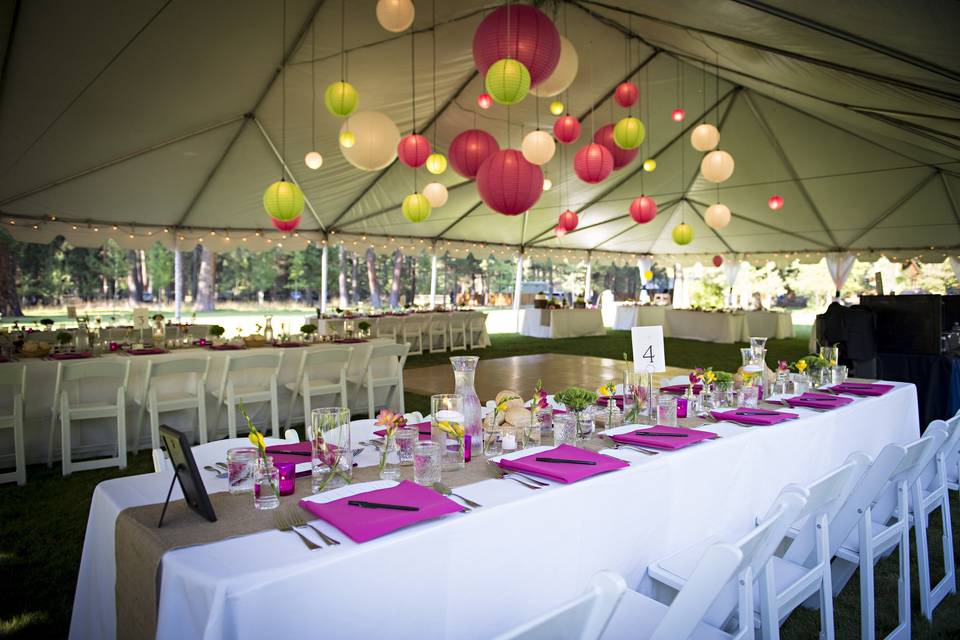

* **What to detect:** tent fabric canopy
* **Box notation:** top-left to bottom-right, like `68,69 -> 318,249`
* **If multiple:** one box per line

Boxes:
0,0 -> 958,265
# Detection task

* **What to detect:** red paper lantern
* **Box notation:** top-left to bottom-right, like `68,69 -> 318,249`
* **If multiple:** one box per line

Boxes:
614,82 -> 639,108
593,123 -> 639,170
671,108 -> 686,122
472,5 -> 561,87
555,224 -> 567,237
573,143 -> 613,184
270,215 -> 301,232
477,92 -> 493,109
768,194 -> 784,210
712,255 -> 724,267
553,115 -> 581,144
629,196 -> 657,223
475,149 -> 544,215
449,129 -> 500,179
397,134 -> 432,168
559,209 -> 578,231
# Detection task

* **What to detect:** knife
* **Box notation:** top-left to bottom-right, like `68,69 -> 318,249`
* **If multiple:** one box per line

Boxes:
347,500 -> 419,511
534,457 -> 597,465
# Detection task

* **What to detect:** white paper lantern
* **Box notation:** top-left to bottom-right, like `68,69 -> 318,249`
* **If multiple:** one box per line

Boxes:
339,111 -> 401,171
423,182 -> 448,208
700,149 -> 735,183
376,0 -> 415,32
705,203 -> 731,229
521,130 -> 556,166
531,36 -> 578,97
542,178 -> 552,191
304,151 -> 323,170
690,123 -> 720,152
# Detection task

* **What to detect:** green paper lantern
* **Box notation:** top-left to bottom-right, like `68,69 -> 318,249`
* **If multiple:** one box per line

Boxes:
672,222 -> 694,246
324,81 -> 359,117
263,180 -> 304,221
614,116 -> 645,150
485,59 -> 531,106
402,192 -> 432,222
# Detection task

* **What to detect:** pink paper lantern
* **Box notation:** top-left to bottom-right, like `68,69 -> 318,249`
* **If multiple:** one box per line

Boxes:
397,134 -> 432,168
553,115 -> 581,144
672,108 -> 686,122
713,255 -> 724,267
477,92 -> 493,109
449,129 -> 500,179
559,209 -> 578,231
475,149 -> 543,216
614,82 -> 639,108
555,224 -> 567,237
270,215 -> 301,232
768,194 -> 784,210
573,143 -> 613,184
593,123 -> 639,170
472,5 -> 561,87
629,196 -> 657,223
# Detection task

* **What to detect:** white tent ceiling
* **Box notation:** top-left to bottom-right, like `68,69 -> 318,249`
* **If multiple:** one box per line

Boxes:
0,0 -> 958,266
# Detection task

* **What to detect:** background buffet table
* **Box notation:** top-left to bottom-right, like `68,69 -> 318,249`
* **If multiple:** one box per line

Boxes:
519,308 -> 606,339
611,305 -> 794,342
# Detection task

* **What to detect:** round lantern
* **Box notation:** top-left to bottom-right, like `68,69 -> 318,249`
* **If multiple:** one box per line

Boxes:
425,152 -> 447,175
339,131 -> 356,148
542,178 -> 552,191
768,194 -> 784,210
423,182 -> 448,208
549,100 -> 565,116
559,209 -> 578,231
271,215 -> 301,232
449,129 -> 500,179
671,108 -> 686,122
473,5 -> 561,87
705,203 -> 731,230
553,115 -> 581,144
304,151 -> 323,170
594,124 -> 638,170
643,270 -> 654,281
629,196 -> 657,223
613,116 -> 645,150
614,82 -> 639,108
263,180 -> 304,221
397,133 -> 431,168
402,193 -> 432,222
485,59 -> 531,105
475,149 -> 544,216
672,222 -> 694,245
643,158 -> 657,172
339,111 -> 400,171
532,35 -> 578,97
555,224 -> 567,238
324,81 -> 359,117
477,92 -> 493,110
376,0 -> 415,32
712,255 -> 724,268
690,123 -> 720,152
700,150 -> 735,183
521,130 -> 556,166
573,143 -> 614,184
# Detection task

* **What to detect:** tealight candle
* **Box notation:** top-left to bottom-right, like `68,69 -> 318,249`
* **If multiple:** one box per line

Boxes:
276,461 -> 296,496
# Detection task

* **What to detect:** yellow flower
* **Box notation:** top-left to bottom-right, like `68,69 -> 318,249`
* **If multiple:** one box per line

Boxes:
248,431 -> 265,450
436,420 -> 464,439
597,383 -> 615,397
796,360 -> 807,373
704,370 -> 717,384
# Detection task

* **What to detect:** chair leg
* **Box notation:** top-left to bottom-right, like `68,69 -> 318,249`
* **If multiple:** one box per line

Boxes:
132,406 -> 145,454
859,525 -> 876,640
148,401 -> 161,453
14,402 -> 25,486
227,401 -> 238,439
303,392 -> 312,438
285,390 -> 298,431
367,379 -> 376,419
47,411 -> 58,468
340,374 -> 349,410
913,486 -> 934,620
270,389 -> 280,439
197,392 -> 208,446
116,391 -> 127,471
60,400 -> 71,477
895,523 -> 911,640
758,561 -> 780,640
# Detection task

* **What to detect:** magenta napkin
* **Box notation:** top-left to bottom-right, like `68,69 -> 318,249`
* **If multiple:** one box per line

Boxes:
374,421 -> 432,440
497,444 -> 629,483
552,408 -> 567,415
710,407 -> 799,426
784,393 -> 854,409
660,384 -> 703,395
829,382 -> 894,396
610,425 -> 717,450
265,440 -> 318,466
596,395 -> 624,409
299,480 -> 462,543
50,352 -> 93,360
126,347 -> 167,355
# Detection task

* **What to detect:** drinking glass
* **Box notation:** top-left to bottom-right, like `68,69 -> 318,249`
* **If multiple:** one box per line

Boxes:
738,385 -> 759,408
310,407 -> 352,493
253,457 -> 280,510
740,348 -> 754,368
482,417 -> 502,458
773,373 -> 790,397
820,346 -> 839,367
413,441 -> 441,486
226,447 -> 257,495
535,406 -> 554,433
431,394 -> 465,471
790,373 -> 810,395
553,413 -> 578,446
831,365 -> 848,385
378,434 -> 402,482
655,394 -> 678,426
394,426 -> 417,466
622,370 -> 646,423
522,413 -> 542,449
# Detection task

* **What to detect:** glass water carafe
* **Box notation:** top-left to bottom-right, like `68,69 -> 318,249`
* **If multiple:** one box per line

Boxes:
450,356 -> 482,456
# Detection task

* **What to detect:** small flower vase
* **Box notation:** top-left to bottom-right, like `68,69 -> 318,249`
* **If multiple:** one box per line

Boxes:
378,432 -> 402,481
596,403 -> 621,431
569,407 -> 594,441
253,457 -> 280,510
482,415 -> 502,458
442,437 -> 465,471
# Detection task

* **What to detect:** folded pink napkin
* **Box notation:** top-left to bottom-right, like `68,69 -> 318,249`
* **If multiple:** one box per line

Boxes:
50,352 -> 93,360
710,407 -> 799,426
610,425 -> 717,450
596,395 -> 624,410
265,440 -> 317,466
126,348 -> 167,355
299,480 -> 462,543
551,408 -> 567,415
660,384 -> 703,395
829,382 -> 894,396
784,393 -> 854,409
497,444 -> 629,483
374,421 -> 432,439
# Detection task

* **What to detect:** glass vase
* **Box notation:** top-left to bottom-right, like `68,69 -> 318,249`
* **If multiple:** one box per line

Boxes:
310,407 -> 352,493
431,394 -> 465,471
253,457 -> 280,510
450,356 -> 482,456
378,432 -> 402,481
567,407 -> 594,441
622,369 -> 648,424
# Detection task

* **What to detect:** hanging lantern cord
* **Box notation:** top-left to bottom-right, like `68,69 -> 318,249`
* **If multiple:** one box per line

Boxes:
431,0 -> 438,147
311,16 -> 316,150
340,0 -> 346,81
410,24 -> 417,192
280,0 -> 286,180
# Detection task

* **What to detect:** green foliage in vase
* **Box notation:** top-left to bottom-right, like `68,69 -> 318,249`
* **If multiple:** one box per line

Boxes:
554,386 -> 598,412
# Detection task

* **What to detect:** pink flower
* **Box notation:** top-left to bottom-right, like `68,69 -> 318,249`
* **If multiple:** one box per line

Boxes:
777,360 -> 789,372
537,389 -> 548,409
688,372 -> 699,384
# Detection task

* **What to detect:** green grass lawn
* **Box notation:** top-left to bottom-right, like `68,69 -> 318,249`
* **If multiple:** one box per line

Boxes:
2,329 -> 958,639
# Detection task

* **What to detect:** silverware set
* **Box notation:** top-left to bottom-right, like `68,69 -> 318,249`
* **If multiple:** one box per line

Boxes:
432,482 -> 482,510
274,509 -> 341,550
612,443 -> 659,456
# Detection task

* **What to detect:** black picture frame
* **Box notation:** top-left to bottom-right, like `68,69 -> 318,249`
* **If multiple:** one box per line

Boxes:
158,425 -> 217,526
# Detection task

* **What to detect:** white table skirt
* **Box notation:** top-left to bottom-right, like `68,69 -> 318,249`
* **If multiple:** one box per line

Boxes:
612,306 -> 668,331
664,310 -> 751,344
519,308 -> 606,339
70,383 -> 920,640
744,311 -> 794,339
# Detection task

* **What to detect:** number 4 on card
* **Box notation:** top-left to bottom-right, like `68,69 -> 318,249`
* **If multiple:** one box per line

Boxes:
631,326 -> 666,373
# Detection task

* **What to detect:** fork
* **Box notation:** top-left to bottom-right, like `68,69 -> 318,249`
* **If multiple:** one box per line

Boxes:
286,511 -> 341,546
204,465 -> 227,477
499,473 -> 541,490
506,471 -> 550,487
274,511 -> 321,550
613,443 -> 659,456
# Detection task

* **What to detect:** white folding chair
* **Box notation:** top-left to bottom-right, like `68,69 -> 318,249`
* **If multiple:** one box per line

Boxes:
212,352 -> 283,439
151,433 -> 297,473
448,313 -> 467,352
58,360 -> 131,476
284,346 -> 353,429
470,311 -> 490,349
352,343 -> 409,418
376,316 -> 401,341
0,364 -> 27,485
401,316 -> 425,355
944,409 -> 960,505
134,355 -> 210,452
426,314 -> 448,352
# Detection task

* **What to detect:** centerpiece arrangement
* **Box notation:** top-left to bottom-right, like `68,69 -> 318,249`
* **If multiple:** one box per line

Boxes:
553,386 -> 598,439
374,408 -> 407,480
300,323 -> 318,343
241,405 -> 279,510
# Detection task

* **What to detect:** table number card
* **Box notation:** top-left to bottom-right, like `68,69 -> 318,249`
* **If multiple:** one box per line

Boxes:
631,325 -> 666,373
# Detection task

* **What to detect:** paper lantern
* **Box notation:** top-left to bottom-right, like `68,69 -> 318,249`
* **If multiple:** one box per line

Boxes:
705,203 -> 731,230
549,100 -> 565,116
559,209 -> 578,231
475,149 -> 543,216
376,0 -> 415,32
485,59 -> 531,105
614,82 -> 639,108
629,196 -> 657,223
423,182 -> 448,208
700,150 -> 735,183
449,129 -> 500,179
271,215 -> 301,232
263,180 -> 304,221
521,130 -> 556,165
768,194 -> 784,210
573,143 -> 613,184
690,123 -> 720,152
324,81 -> 358,117
643,159 -> 657,172
304,151 -> 323,170
555,224 -> 567,237
712,255 -> 724,267
339,111 -> 400,171
402,193 -> 431,222
339,131 -> 356,148
643,270 -> 654,281
672,222 -> 694,245
594,124 -> 638,170
532,35 -> 578,97
397,133 -> 431,168
472,4 -> 561,87
553,115 -> 581,144
671,108 -> 686,122
612,116 -> 645,151
542,178 -> 552,191
477,92 -> 493,109
425,153 -> 447,175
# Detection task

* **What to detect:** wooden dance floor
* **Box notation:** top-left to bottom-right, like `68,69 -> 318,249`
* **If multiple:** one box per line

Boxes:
404,353 -> 690,399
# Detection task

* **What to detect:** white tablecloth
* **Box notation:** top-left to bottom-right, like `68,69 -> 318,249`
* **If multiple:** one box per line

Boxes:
664,310 -> 751,344
70,383 -> 919,640
611,305 -> 668,330
519,308 -> 606,339
744,311 -> 795,339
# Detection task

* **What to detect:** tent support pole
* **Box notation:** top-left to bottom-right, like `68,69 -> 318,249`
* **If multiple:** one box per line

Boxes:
173,240 -> 182,321
584,255 -> 593,303
513,252 -> 524,333
429,249 -> 438,307
320,243 -> 328,313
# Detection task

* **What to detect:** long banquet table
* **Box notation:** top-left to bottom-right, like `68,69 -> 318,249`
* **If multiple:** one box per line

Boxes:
611,306 -> 794,342
70,381 -> 919,639
519,308 -> 606,339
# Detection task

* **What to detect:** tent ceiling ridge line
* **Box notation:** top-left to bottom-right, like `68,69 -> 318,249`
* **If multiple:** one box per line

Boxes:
941,172 -> 960,231
844,171 -> 941,248
527,196 -> 682,247
686,200 -> 736,253
252,116 -> 326,230
685,197 -> 833,249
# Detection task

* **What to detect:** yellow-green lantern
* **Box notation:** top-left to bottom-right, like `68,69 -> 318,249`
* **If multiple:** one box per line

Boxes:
672,222 -> 694,246
425,152 -> 447,175
614,116 -> 645,150
263,179 -> 304,221
325,81 -> 359,117
485,59 -> 531,106
402,192 -> 432,222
